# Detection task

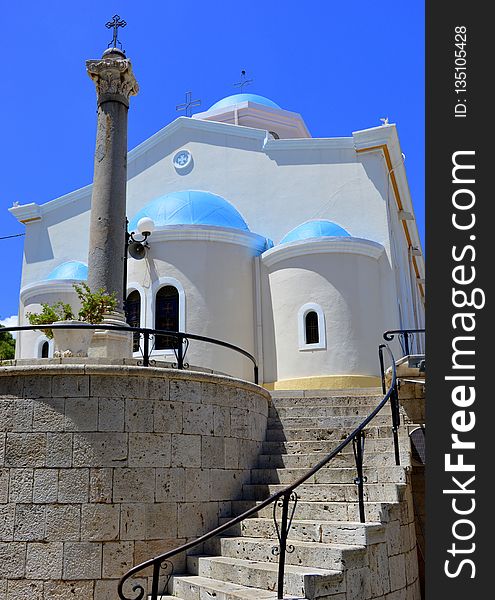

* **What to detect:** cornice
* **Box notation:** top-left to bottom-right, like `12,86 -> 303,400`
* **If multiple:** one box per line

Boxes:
261,237 -> 385,268
149,225 -> 270,254
20,280 -> 80,304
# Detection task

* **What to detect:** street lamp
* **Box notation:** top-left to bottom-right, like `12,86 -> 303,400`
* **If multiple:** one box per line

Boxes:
123,216 -> 155,312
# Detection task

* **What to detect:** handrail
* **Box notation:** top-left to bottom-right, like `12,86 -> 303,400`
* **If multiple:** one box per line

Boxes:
383,328 -> 425,357
0,324 -> 258,384
116,344 -> 398,600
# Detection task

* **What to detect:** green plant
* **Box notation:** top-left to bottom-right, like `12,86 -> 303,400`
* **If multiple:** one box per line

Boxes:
73,282 -> 117,324
26,302 -> 74,338
0,326 -> 16,360
26,283 -> 118,338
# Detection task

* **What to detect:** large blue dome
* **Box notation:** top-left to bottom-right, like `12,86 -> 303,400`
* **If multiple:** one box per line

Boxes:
46,261 -> 88,281
209,93 -> 281,111
129,190 -> 250,232
280,220 -> 351,244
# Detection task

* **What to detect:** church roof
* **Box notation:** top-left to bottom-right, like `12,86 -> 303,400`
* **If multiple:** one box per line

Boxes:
46,261 -> 88,280
280,220 -> 351,244
128,190 -> 250,232
209,93 -> 281,111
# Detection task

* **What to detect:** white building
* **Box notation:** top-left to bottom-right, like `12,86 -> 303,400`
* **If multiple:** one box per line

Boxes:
10,93 -> 425,390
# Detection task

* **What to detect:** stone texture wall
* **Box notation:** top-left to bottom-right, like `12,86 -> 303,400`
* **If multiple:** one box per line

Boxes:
0,365 -> 269,600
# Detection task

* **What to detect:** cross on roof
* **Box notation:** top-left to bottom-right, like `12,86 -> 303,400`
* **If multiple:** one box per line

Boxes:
106,14 -> 127,49
176,91 -> 201,117
234,70 -> 254,93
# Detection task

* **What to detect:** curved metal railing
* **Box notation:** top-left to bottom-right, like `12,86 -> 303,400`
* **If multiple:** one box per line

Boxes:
383,328 -> 425,357
0,323 -> 258,383
115,343 -> 399,600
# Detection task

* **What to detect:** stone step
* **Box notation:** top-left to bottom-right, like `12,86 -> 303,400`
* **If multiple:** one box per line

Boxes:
257,452 -> 408,469
204,536 -> 366,571
269,388 -> 382,399
262,438 -> 399,455
265,425 -> 398,442
270,394 -> 385,408
267,415 -> 392,429
250,466 -> 407,485
268,405 -> 391,418
186,555 -> 345,598
231,499 -> 392,522
242,483 -> 403,503
218,517 -> 385,545
169,574 -> 306,599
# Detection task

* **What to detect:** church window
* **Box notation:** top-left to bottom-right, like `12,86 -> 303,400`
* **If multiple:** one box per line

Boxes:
298,303 -> 326,351
155,285 -> 180,350
126,290 -> 141,352
41,341 -> 49,358
305,311 -> 319,344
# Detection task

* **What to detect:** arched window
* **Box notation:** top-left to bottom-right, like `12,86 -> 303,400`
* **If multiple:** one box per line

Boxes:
41,341 -> 49,358
298,303 -> 326,351
155,285 -> 179,350
305,311 -> 319,344
126,290 -> 141,352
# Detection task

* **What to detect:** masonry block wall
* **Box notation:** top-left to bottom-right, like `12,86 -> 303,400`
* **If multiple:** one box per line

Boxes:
0,365 -> 269,600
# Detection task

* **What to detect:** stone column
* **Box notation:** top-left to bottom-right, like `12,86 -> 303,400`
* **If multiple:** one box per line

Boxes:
86,48 -> 139,358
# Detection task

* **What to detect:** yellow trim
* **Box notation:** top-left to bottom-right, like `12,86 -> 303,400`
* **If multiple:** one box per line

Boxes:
20,217 -> 41,224
263,375 -> 381,391
356,144 -> 424,299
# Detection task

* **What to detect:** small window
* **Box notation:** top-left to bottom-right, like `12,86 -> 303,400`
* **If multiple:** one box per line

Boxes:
126,290 -> 141,352
155,285 -> 180,350
305,311 -> 319,344
41,341 -> 49,358
298,303 -> 326,351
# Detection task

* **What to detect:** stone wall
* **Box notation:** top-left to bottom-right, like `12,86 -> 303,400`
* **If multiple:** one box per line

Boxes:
0,364 -> 269,599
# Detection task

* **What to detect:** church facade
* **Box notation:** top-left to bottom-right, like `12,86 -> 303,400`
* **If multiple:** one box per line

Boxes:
10,93 -> 424,390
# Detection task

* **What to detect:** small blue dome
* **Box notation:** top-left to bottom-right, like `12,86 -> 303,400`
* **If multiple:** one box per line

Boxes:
129,190 -> 249,232
209,93 -> 281,111
280,220 -> 351,244
46,261 -> 88,281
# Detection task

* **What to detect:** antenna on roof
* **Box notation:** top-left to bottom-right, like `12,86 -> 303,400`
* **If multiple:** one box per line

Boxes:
234,70 -> 254,93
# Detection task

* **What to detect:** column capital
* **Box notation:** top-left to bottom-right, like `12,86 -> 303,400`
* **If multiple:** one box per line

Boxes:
86,54 -> 139,107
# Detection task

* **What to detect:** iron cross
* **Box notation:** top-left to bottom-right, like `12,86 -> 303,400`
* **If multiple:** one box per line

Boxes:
106,15 -> 127,49
234,70 -> 253,93
176,91 -> 201,117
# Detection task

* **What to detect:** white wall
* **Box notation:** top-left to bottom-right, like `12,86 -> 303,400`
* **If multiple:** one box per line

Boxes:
127,236 -> 258,381
261,243 -> 396,383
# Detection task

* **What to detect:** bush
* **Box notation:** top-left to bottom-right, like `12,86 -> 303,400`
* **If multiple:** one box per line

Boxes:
26,283 -> 118,338
0,326 -> 16,360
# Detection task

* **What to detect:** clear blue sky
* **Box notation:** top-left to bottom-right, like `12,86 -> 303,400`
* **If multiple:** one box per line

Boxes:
0,0 -> 424,322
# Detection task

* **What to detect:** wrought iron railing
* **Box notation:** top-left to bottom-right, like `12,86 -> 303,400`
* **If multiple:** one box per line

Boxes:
1,323 -> 258,384
114,343 -> 399,600
383,328 -> 425,357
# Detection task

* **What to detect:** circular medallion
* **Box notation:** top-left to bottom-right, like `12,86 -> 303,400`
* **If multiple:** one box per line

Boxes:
173,149 -> 192,170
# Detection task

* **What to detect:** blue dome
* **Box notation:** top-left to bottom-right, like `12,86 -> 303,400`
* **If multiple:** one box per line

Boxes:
46,261 -> 88,281
280,220 -> 351,244
129,190 -> 249,232
209,93 -> 281,111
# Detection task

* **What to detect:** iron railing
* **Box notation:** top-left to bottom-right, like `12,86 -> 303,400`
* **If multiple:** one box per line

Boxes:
1,323 -> 258,384
115,343 -> 399,600
383,328 -> 425,357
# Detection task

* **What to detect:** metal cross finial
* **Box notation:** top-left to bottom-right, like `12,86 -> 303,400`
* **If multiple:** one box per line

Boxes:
176,91 -> 201,117
106,14 -> 127,49
234,70 -> 254,93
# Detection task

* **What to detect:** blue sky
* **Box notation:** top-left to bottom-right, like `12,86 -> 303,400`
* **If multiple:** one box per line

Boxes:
0,0 -> 424,323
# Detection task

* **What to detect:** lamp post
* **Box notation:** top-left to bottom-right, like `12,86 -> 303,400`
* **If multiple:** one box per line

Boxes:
123,217 -> 154,317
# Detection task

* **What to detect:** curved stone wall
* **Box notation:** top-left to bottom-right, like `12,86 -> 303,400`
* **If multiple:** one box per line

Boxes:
0,364 -> 269,599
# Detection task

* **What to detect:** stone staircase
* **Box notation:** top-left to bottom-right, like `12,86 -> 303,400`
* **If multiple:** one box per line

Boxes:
160,389 -> 420,600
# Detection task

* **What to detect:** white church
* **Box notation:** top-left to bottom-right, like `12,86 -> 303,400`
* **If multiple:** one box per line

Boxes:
9,92 -> 425,390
